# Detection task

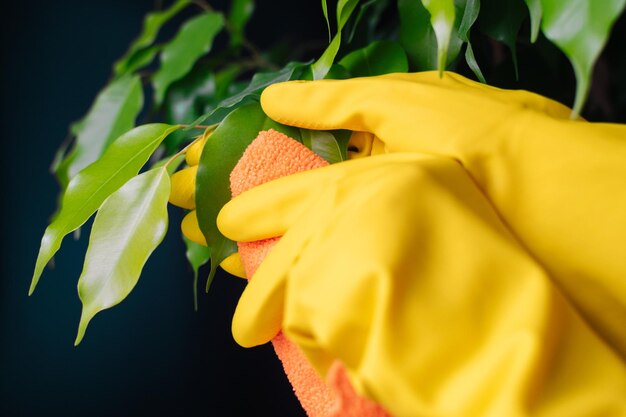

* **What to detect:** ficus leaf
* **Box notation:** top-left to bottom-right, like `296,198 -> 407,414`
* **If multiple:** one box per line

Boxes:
113,0 -> 191,76
228,0 -> 255,47
300,130 -> 344,164
30,124 -> 180,295
339,40 -> 408,77
75,168 -> 170,345
184,237 -> 211,311
61,74 -> 144,180
539,0 -> 626,117
524,0 -> 542,43
187,61 -> 308,128
421,0 -> 456,74
196,102 -> 300,289
153,12 -> 225,105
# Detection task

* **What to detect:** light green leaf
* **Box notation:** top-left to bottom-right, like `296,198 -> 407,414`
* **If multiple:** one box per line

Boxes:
196,103 -> 299,289
539,0 -> 626,116
465,42 -> 486,83
300,130 -> 344,164
63,74 -> 144,179
153,12 -> 225,105
322,0 -> 331,42
339,40 -> 408,77
311,0 -> 361,80
456,0 -> 485,82
184,237 -> 211,311
119,44 -> 162,75
229,0 -> 255,47
524,0 -> 542,42
478,0 -> 528,79
30,124 -> 180,295
114,0 -> 191,76
75,168 -> 170,345
187,61 -> 308,128
421,0 -> 456,74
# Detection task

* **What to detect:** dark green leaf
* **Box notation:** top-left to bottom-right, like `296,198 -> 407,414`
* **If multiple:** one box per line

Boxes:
184,237 -> 211,311
339,40 -> 408,77
457,0 -> 485,82
187,61 -> 308,128
196,103 -> 298,288
75,168 -> 170,345
114,0 -> 191,76
119,44 -> 162,75
539,0 -> 626,116
153,12 -> 225,105
421,0 -> 456,73
300,130 -> 344,164
229,0 -> 255,47
399,0 -> 438,70
63,74 -> 144,179
478,0 -> 528,79
30,124 -> 180,295
322,0 -> 331,42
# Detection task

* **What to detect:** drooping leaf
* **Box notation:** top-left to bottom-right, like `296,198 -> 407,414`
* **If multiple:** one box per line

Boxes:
114,0 -> 191,76
421,0 -> 456,73
478,0 -> 528,79
153,12 -> 225,105
184,237 -> 211,311
61,74 -> 144,179
456,0 -> 485,82
339,40 -> 408,77
196,103 -> 300,288
30,124 -> 180,295
187,61 -> 308,128
539,0 -> 626,116
75,168 -> 170,345
311,0 -> 361,80
118,44 -> 162,75
524,0 -> 542,43
322,0 -> 331,42
228,0 -> 255,47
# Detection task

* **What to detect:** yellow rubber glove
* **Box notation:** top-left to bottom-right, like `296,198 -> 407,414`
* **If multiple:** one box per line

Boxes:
258,71 -> 626,357
216,71 -> 626,415
168,134 -> 246,278
218,154 -> 626,417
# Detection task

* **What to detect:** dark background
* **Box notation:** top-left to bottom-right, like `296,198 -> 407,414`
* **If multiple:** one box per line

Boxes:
1,1 -> 624,417
0,1 -> 323,416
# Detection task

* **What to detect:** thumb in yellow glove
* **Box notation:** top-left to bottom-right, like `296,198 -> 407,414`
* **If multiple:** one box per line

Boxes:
168,132 -> 246,278
218,153 -> 626,417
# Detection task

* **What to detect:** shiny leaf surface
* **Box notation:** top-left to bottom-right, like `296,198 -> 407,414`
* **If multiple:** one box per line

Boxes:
75,168 -> 170,345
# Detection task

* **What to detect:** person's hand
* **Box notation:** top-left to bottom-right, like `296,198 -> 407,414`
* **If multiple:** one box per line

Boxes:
168,134 -> 246,278
260,71 -> 626,356
218,153 -> 626,416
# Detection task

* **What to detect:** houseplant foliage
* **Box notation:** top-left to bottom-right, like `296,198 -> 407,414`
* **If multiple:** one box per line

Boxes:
30,0 -> 625,344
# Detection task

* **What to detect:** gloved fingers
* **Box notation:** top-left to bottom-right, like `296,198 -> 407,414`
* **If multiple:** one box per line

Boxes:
169,166 -> 197,210
218,154 -> 421,242
181,210 -> 206,245
220,252 -> 247,279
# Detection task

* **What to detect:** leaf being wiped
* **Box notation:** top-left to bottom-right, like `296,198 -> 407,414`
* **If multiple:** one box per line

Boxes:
30,124 -> 180,295
153,12 -> 225,105
75,168 -> 170,345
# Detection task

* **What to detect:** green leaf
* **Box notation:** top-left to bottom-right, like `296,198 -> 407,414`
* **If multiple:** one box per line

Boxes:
187,61 -> 308,128
421,0 -> 456,74
322,0 -> 331,42
114,0 -> 191,76
456,0 -> 485,82
153,12 -> 225,105
524,0 -> 542,43
63,74 -> 144,179
311,0 -> 361,80
478,0 -> 528,79
339,40 -> 408,77
539,0 -> 626,116
399,0 -> 438,70
184,237 -> 211,311
229,0 -> 255,47
119,44 -> 162,75
75,168 -> 170,345
30,124 -> 180,295
196,103 -> 299,288
300,130 -> 344,164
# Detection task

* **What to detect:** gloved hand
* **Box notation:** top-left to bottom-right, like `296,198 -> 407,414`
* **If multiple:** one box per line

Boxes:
169,133 -> 246,278
217,71 -> 626,416
218,153 -> 626,416
258,71 -> 626,356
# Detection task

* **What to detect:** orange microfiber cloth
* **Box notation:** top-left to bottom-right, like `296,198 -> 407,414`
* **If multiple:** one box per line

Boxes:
230,129 -> 390,417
